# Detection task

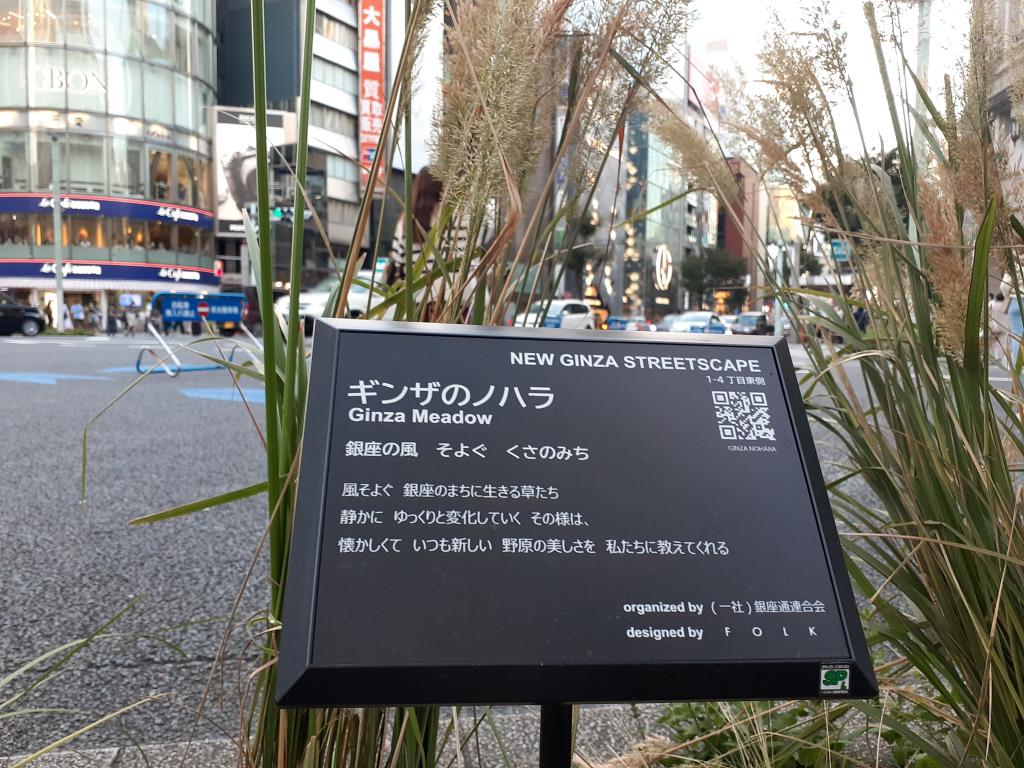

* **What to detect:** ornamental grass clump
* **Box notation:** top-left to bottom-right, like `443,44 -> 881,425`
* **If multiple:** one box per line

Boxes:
712,2 -> 1024,765
431,0 -> 568,212
645,99 -> 737,202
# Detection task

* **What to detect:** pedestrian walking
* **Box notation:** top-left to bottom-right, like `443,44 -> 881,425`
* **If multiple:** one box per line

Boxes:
384,165 -> 493,319
385,166 -> 443,288
43,302 -> 53,329
106,308 -> 119,337
990,292 -> 1007,356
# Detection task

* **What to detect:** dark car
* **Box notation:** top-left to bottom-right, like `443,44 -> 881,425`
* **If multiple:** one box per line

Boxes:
730,311 -> 772,335
0,292 -> 45,336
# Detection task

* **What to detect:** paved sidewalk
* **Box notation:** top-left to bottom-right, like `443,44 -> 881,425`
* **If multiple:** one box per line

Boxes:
2,739 -> 234,768
788,341 -> 811,364
3,705 -> 668,768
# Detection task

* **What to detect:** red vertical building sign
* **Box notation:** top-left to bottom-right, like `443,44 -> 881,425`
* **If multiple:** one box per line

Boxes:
359,0 -> 386,187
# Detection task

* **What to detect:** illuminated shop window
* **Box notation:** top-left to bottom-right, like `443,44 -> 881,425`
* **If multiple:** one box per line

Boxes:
28,0 -> 63,44
65,133 -> 106,193
0,0 -> 27,43
0,213 -> 30,245
65,0 -> 104,48
106,0 -> 142,56
142,0 -> 174,64
148,148 -> 172,200
109,137 -> 143,196
110,216 -> 147,256
176,152 -> 194,205
146,219 -> 173,252
0,48 -> 26,107
0,135 -> 28,190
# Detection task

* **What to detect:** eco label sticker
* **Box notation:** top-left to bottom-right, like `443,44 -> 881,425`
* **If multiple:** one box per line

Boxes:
819,663 -> 851,695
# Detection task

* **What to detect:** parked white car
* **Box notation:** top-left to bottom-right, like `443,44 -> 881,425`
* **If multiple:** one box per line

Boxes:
275,270 -> 391,332
514,299 -> 595,329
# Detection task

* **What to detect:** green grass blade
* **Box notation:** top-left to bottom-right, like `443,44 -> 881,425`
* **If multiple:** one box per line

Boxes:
282,0 -> 317,465
9,696 -> 161,768
80,348 -> 183,502
1,601 -> 137,712
0,707 -> 78,722
0,640 -> 93,697
903,55 -> 949,136
128,481 -> 268,525
909,106 -> 950,167
962,195 -> 996,384
247,0 -> 283,547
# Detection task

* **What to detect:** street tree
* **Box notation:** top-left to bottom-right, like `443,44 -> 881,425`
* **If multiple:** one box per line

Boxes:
680,248 -> 746,309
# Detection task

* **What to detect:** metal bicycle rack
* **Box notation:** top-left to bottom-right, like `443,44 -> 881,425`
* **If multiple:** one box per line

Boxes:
134,322 -> 244,376
135,292 -> 255,377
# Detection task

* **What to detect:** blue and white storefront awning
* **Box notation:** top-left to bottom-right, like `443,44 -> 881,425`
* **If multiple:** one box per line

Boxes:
0,259 -> 221,292
0,193 -> 215,230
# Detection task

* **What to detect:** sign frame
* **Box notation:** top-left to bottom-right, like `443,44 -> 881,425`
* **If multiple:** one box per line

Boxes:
278,319 -> 876,707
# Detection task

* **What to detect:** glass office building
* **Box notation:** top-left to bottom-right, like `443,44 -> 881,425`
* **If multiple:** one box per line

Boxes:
0,0 -> 219,321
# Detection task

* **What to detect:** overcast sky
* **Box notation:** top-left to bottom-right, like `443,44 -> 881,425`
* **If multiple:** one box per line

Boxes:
397,0 -> 973,170
689,0 -> 972,154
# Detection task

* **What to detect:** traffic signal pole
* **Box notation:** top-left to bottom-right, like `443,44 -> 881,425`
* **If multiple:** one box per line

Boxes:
50,134 -> 65,333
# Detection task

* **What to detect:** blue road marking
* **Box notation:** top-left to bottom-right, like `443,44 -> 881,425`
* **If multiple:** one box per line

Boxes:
179,387 -> 265,404
0,372 -> 110,385
102,364 -> 222,374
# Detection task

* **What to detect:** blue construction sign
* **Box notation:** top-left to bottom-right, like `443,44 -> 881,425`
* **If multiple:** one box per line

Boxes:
152,292 -> 246,324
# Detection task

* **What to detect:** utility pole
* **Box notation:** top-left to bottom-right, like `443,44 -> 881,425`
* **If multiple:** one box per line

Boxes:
908,0 -> 931,269
912,0 -> 931,154
50,134 -> 65,333
768,242 -> 782,337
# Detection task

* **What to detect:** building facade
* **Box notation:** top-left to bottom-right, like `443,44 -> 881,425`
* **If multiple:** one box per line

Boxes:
718,157 -> 763,307
215,0 -> 364,291
0,0 -> 219,323
615,47 -> 721,319
991,1 -> 1023,187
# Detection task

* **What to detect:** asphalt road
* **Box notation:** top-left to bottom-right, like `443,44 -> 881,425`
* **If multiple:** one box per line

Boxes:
0,334 -> 270,754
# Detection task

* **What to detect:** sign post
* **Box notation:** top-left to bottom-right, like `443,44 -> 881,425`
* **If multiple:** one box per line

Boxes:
279,321 -> 876,759
539,704 -> 573,767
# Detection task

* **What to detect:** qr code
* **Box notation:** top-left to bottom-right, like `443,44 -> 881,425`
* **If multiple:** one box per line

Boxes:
712,391 -> 776,441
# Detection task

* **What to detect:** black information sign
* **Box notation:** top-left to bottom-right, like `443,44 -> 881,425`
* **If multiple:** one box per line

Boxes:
278,320 -> 876,707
